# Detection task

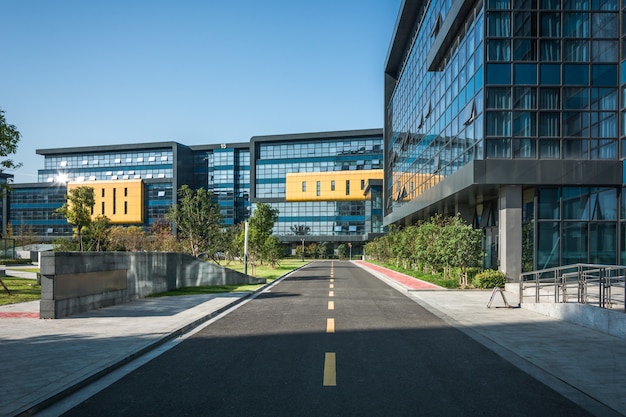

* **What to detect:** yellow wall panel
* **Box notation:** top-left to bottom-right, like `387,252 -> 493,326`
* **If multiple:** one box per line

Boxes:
286,170 -> 383,202
67,180 -> 144,224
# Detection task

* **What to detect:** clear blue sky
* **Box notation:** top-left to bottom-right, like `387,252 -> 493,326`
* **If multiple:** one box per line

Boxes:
1,0 -> 402,183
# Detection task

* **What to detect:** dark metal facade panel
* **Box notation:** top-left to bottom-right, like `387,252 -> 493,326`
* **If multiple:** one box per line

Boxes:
384,160 -> 624,226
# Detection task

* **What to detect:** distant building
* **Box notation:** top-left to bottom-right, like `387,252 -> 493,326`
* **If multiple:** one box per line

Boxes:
8,130 -> 383,255
251,129 -> 384,255
384,0 -> 624,280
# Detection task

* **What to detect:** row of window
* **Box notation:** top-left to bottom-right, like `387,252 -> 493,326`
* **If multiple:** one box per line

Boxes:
45,151 -> 173,169
486,87 -> 617,110
487,0 -> 618,11
486,63 -> 617,86
39,169 -> 173,183
301,180 -> 365,196
258,139 -> 382,159
486,11 -> 618,39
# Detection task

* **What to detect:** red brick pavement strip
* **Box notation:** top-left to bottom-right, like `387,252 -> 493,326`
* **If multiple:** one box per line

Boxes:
356,261 -> 443,290
0,312 -> 39,319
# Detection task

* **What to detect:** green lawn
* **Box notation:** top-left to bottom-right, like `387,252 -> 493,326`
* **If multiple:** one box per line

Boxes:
0,278 -> 41,306
150,258 -> 308,297
222,258 -> 308,280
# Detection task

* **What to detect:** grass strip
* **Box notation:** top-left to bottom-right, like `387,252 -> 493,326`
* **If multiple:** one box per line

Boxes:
0,278 -> 41,306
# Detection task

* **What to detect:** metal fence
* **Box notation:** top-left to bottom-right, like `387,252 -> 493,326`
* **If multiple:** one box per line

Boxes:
519,264 -> 626,311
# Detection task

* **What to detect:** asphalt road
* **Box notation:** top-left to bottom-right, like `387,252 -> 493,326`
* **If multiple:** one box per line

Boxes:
61,261 -> 592,417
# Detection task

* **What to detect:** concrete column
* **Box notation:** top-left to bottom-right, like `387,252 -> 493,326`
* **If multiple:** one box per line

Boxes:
499,186 -> 522,282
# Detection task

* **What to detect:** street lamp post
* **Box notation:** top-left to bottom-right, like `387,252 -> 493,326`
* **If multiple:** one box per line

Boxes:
301,238 -> 305,262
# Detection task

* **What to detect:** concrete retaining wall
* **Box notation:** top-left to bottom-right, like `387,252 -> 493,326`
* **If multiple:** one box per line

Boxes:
39,252 -> 265,319
522,302 -> 626,339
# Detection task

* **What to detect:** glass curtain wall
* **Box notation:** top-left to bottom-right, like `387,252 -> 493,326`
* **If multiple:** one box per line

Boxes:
484,0 -> 619,161
255,136 -> 383,239
387,0 -> 485,212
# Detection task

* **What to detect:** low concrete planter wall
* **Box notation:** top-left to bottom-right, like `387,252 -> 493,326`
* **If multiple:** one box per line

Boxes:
40,252 -> 265,319
522,301 -> 626,339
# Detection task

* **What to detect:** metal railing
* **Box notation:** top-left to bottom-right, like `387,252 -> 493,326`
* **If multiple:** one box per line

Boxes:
519,264 -> 626,311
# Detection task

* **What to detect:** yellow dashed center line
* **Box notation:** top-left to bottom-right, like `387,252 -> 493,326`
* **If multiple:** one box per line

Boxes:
326,318 -> 335,333
323,352 -> 337,386
328,300 -> 334,310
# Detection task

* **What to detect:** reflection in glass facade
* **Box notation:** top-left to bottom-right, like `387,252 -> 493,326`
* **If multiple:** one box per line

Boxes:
192,144 -> 250,226
385,0 -> 625,280
252,130 -> 384,254
39,148 -> 175,183
10,132 -> 383,247
10,142 -> 194,238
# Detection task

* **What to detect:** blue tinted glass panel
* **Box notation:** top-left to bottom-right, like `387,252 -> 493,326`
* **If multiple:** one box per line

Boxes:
562,222 -> 589,264
591,64 -> 617,86
563,64 -> 589,85
538,188 -> 560,219
540,64 -> 561,84
590,223 -> 616,263
537,222 -> 560,268
514,64 -> 537,84
486,64 -> 511,84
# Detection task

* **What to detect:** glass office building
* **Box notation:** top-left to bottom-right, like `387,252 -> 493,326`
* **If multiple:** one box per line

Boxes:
191,143 -> 251,226
251,130 -> 384,255
9,130 -> 383,250
384,0 -> 624,280
10,142 -> 194,239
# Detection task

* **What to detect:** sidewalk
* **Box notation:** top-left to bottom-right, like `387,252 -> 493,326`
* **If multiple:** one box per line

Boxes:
1,262 -> 626,417
355,261 -> 626,417
0,293 -> 251,417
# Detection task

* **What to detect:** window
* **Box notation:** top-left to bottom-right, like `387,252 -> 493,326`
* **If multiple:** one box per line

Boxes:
101,201 -> 105,215
486,64 -> 511,85
316,181 -> 320,196
331,180 -> 335,191
101,189 -> 105,197
124,201 -> 128,215
302,181 -> 306,192
346,180 -> 350,196
124,188 -> 128,197
361,179 -> 365,190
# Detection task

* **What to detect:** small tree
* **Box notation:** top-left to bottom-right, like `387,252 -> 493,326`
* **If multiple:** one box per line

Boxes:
166,185 -> 222,258
246,202 -> 279,265
85,215 -> 111,251
337,243 -> 348,260
291,224 -> 310,236
147,219 -> 180,252
0,108 -> 22,181
264,235 -> 284,267
220,223 -> 244,265
109,226 -> 146,252
55,186 -> 95,251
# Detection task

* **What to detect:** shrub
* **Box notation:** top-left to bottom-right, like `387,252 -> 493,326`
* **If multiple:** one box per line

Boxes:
472,269 -> 506,289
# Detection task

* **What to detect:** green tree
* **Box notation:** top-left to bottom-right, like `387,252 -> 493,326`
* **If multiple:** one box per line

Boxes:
55,186 -> 95,251
147,219 -> 180,252
337,243 -> 348,260
0,108 -> 22,180
291,224 -> 310,236
263,235 -> 284,267
108,225 -> 147,251
84,215 -> 111,251
246,202 -> 279,265
220,223 -> 244,265
166,185 -> 222,258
